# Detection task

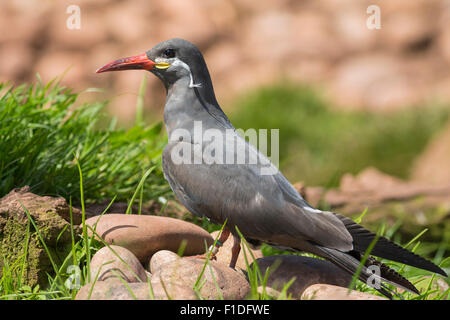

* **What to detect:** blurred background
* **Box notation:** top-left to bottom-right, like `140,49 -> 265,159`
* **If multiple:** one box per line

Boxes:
1,0 -> 449,242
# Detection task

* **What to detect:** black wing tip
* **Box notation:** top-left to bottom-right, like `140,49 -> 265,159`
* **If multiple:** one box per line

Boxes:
435,267 -> 448,278
397,252 -> 448,277
366,255 -> 421,295
411,286 -> 420,295
401,256 -> 448,277
335,213 -> 448,277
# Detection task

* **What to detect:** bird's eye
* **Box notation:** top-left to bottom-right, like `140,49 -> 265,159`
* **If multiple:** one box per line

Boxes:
163,48 -> 176,58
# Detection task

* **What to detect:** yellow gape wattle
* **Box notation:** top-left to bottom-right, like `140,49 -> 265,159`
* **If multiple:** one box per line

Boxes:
155,62 -> 171,70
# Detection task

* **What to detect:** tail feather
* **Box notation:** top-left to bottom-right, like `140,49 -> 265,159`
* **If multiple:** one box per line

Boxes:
365,255 -> 419,294
314,245 -> 420,299
334,213 -> 447,277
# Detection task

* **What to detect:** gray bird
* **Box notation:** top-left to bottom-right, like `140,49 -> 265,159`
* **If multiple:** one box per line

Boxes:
97,38 -> 447,298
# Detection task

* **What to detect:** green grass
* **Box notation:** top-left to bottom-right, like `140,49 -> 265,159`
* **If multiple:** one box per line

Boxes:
0,79 -> 448,300
0,78 -> 170,204
229,84 -> 450,187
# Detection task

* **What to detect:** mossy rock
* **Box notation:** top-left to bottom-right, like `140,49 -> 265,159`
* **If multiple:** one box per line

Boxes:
0,186 -> 82,288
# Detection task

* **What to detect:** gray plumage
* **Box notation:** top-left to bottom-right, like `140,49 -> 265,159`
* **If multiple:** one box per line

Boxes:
99,38 -> 447,299
148,39 -> 352,252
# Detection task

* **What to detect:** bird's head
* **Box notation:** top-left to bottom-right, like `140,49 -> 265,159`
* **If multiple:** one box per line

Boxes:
96,38 -> 213,92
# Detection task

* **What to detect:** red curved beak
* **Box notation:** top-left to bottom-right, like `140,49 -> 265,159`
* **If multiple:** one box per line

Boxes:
96,53 -> 155,73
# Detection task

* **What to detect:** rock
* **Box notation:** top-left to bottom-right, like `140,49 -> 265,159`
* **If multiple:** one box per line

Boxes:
257,286 -> 282,299
149,250 -> 180,274
438,5 -> 450,64
48,3 -> 106,50
90,245 -> 147,283
85,214 -> 213,263
34,51 -> 87,90
155,0 -> 218,46
329,54 -> 421,111
75,280 -> 197,300
324,167 -> 450,214
149,281 -> 198,300
439,26 -> 450,65
152,257 -> 250,300
251,255 -> 352,299
382,11 -> 435,52
319,167 -> 450,241
0,9 -> 48,45
1,0 -> 450,112
204,41 -> 243,85
210,230 -> 263,270
0,42 -> 33,82
333,6 -> 377,53
0,186 -> 82,287
104,2 -> 150,44
302,284 -> 387,300
293,182 -> 324,207
339,167 -> 404,193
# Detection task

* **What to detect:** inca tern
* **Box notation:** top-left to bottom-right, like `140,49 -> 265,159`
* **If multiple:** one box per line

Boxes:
97,38 -> 447,298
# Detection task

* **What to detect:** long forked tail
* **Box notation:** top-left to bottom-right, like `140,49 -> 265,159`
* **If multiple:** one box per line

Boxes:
314,245 -> 419,299
334,213 -> 447,277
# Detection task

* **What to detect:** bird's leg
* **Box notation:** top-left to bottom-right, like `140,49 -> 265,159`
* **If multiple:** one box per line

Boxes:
229,234 -> 241,269
208,228 -> 231,260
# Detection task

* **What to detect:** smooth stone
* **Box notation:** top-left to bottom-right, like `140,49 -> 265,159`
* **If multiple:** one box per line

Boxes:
85,214 -> 213,263
257,286 -> 283,299
152,257 -> 250,300
149,281 -> 198,300
149,250 -> 180,274
90,245 -> 147,283
210,231 -> 263,270
75,280 -> 197,300
302,284 -> 387,300
251,255 -> 352,299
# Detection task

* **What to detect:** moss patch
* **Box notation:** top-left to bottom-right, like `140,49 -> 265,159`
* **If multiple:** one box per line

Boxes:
0,186 -> 81,287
